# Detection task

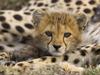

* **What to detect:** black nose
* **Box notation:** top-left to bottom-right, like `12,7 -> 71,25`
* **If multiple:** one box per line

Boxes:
53,45 -> 61,50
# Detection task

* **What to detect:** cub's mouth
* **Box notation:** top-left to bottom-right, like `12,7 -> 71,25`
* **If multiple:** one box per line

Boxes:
48,46 -> 66,56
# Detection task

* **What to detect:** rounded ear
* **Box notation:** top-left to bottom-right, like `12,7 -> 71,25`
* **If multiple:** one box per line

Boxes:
75,14 -> 88,30
32,10 -> 46,27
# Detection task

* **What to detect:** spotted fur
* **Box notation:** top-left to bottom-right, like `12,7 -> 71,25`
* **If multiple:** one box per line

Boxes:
0,44 -> 99,74
0,0 -> 99,73
23,0 -> 100,19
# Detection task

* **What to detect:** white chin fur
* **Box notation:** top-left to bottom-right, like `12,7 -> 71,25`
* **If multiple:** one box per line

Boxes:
49,51 -> 65,56
49,45 -> 65,56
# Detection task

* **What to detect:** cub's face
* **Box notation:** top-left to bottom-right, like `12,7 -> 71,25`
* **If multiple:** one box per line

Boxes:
34,12 -> 86,56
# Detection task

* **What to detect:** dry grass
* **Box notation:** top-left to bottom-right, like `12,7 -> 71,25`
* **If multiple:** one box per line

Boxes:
83,68 -> 100,75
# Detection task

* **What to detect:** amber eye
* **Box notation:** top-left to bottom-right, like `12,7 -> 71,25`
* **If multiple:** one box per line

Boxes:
45,31 -> 52,37
64,32 -> 71,38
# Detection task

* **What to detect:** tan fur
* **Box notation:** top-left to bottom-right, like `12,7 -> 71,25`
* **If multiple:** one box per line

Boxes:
35,12 -> 84,56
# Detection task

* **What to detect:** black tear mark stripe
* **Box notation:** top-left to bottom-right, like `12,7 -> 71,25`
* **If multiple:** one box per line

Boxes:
13,14 -> 23,21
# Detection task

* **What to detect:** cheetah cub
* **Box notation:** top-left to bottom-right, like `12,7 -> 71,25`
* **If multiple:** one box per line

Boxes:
33,11 -> 87,56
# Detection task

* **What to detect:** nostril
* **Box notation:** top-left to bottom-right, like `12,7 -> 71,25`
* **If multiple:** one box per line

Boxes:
53,45 -> 61,50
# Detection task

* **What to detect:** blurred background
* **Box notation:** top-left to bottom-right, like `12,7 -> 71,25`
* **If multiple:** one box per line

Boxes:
0,0 -> 29,10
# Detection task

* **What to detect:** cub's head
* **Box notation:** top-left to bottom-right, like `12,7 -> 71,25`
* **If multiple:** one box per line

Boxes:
33,11 -> 87,56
